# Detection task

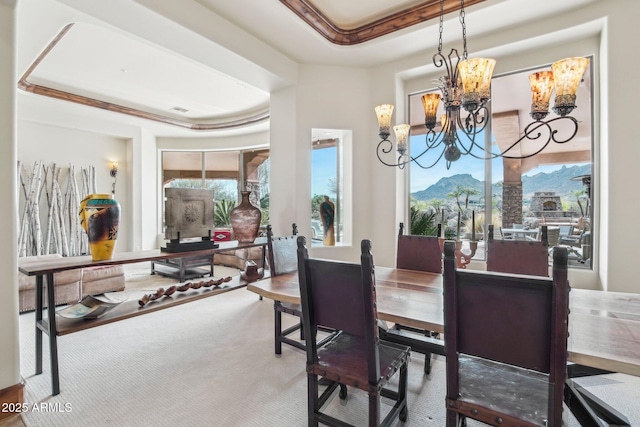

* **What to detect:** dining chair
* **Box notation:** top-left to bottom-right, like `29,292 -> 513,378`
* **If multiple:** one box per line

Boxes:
268,224 -> 338,355
267,224 -> 337,356
267,224 -> 303,355
487,224 -> 550,277
378,222 -> 444,374
443,240 -> 570,426
297,236 -> 410,427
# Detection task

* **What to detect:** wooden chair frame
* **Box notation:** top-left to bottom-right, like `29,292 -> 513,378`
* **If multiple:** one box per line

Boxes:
267,224 -> 336,355
297,236 -> 410,427
379,222 -> 444,375
443,240 -> 569,426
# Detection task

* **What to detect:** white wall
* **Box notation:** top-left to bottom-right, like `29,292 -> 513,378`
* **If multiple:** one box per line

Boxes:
281,64 -> 374,262
603,0 -> 640,293
0,0 -> 20,393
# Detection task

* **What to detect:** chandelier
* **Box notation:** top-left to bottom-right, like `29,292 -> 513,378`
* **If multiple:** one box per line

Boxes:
375,0 -> 589,170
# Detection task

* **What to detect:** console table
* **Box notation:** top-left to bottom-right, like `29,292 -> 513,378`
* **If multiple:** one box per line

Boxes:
18,238 -> 268,396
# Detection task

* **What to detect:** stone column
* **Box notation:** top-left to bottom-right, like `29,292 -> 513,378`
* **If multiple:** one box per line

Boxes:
502,181 -> 523,228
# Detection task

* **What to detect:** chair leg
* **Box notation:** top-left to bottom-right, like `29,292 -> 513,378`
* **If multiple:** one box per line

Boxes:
368,391 -> 381,427
446,410 -> 463,427
339,384 -> 347,400
424,352 -> 432,374
308,374 -> 319,427
399,362 -> 409,422
299,319 -> 304,341
274,304 -> 282,355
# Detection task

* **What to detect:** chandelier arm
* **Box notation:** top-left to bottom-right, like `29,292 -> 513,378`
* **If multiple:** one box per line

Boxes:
500,116 -> 579,159
544,116 -> 579,143
454,122 -> 482,156
409,146 -> 448,169
376,138 -> 412,168
424,128 -> 446,149
407,130 -> 446,165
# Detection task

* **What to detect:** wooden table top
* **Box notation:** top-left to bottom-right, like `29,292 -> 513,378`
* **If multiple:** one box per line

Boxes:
247,268 -> 640,377
18,239 -> 268,276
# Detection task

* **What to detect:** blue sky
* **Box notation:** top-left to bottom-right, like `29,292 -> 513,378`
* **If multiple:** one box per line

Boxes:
311,135 -> 581,196
408,133 -> 582,193
312,146 -> 337,197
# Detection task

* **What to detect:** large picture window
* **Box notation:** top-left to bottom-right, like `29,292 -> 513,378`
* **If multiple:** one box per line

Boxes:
408,60 -> 593,269
161,150 -> 270,234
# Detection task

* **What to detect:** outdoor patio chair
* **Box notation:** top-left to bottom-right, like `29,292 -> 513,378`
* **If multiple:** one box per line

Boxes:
487,225 -> 550,277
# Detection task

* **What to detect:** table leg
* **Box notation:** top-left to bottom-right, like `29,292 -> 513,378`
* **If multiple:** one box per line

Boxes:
565,379 -> 630,426
35,275 -> 43,375
45,272 -> 61,395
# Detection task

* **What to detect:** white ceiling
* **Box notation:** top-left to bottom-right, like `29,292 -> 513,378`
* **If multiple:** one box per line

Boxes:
17,0 -> 598,140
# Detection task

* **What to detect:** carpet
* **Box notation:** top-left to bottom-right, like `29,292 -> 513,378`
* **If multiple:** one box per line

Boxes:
13,280 -> 640,427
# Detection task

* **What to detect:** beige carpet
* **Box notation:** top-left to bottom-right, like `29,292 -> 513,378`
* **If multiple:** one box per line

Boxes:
11,273 -> 640,426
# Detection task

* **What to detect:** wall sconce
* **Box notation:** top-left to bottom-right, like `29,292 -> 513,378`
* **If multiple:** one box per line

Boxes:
110,162 -> 118,195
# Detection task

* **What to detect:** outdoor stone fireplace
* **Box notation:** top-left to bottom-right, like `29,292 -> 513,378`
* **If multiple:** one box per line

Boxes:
529,191 -> 573,219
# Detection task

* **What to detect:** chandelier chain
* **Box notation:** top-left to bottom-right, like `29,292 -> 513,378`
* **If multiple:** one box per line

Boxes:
438,0 -> 444,54
460,0 -> 467,59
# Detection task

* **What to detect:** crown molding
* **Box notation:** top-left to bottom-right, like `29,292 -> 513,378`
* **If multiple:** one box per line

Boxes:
17,23 -> 269,131
279,0 -> 487,45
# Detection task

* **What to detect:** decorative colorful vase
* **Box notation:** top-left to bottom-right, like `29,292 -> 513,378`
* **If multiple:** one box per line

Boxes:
79,194 -> 121,261
230,190 -> 261,243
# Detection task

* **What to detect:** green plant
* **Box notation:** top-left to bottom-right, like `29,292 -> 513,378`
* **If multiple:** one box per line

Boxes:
260,207 -> 270,225
409,207 -> 438,236
214,199 -> 236,227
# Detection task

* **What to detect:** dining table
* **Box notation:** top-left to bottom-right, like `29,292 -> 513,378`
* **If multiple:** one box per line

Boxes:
247,266 -> 640,426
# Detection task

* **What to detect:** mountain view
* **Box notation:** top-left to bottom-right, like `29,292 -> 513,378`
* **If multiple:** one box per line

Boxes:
411,164 -> 591,203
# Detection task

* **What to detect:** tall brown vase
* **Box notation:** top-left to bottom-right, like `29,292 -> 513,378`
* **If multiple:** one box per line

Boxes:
230,190 -> 261,243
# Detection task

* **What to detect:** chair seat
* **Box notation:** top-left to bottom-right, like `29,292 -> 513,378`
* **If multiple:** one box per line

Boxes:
310,332 -> 410,392
451,355 -> 551,426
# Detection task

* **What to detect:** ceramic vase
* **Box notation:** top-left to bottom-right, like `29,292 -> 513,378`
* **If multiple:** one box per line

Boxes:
240,261 -> 264,283
320,196 -> 335,246
230,190 -> 261,243
79,193 -> 121,261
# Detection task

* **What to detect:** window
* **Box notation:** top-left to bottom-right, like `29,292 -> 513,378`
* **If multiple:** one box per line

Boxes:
161,150 -> 270,233
311,129 -> 351,246
408,60 -> 593,269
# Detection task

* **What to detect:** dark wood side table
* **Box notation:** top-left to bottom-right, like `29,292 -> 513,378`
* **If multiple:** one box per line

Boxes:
18,239 -> 267,396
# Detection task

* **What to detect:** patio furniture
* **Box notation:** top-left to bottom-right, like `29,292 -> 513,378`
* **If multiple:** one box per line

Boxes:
487,225 -> 550,277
